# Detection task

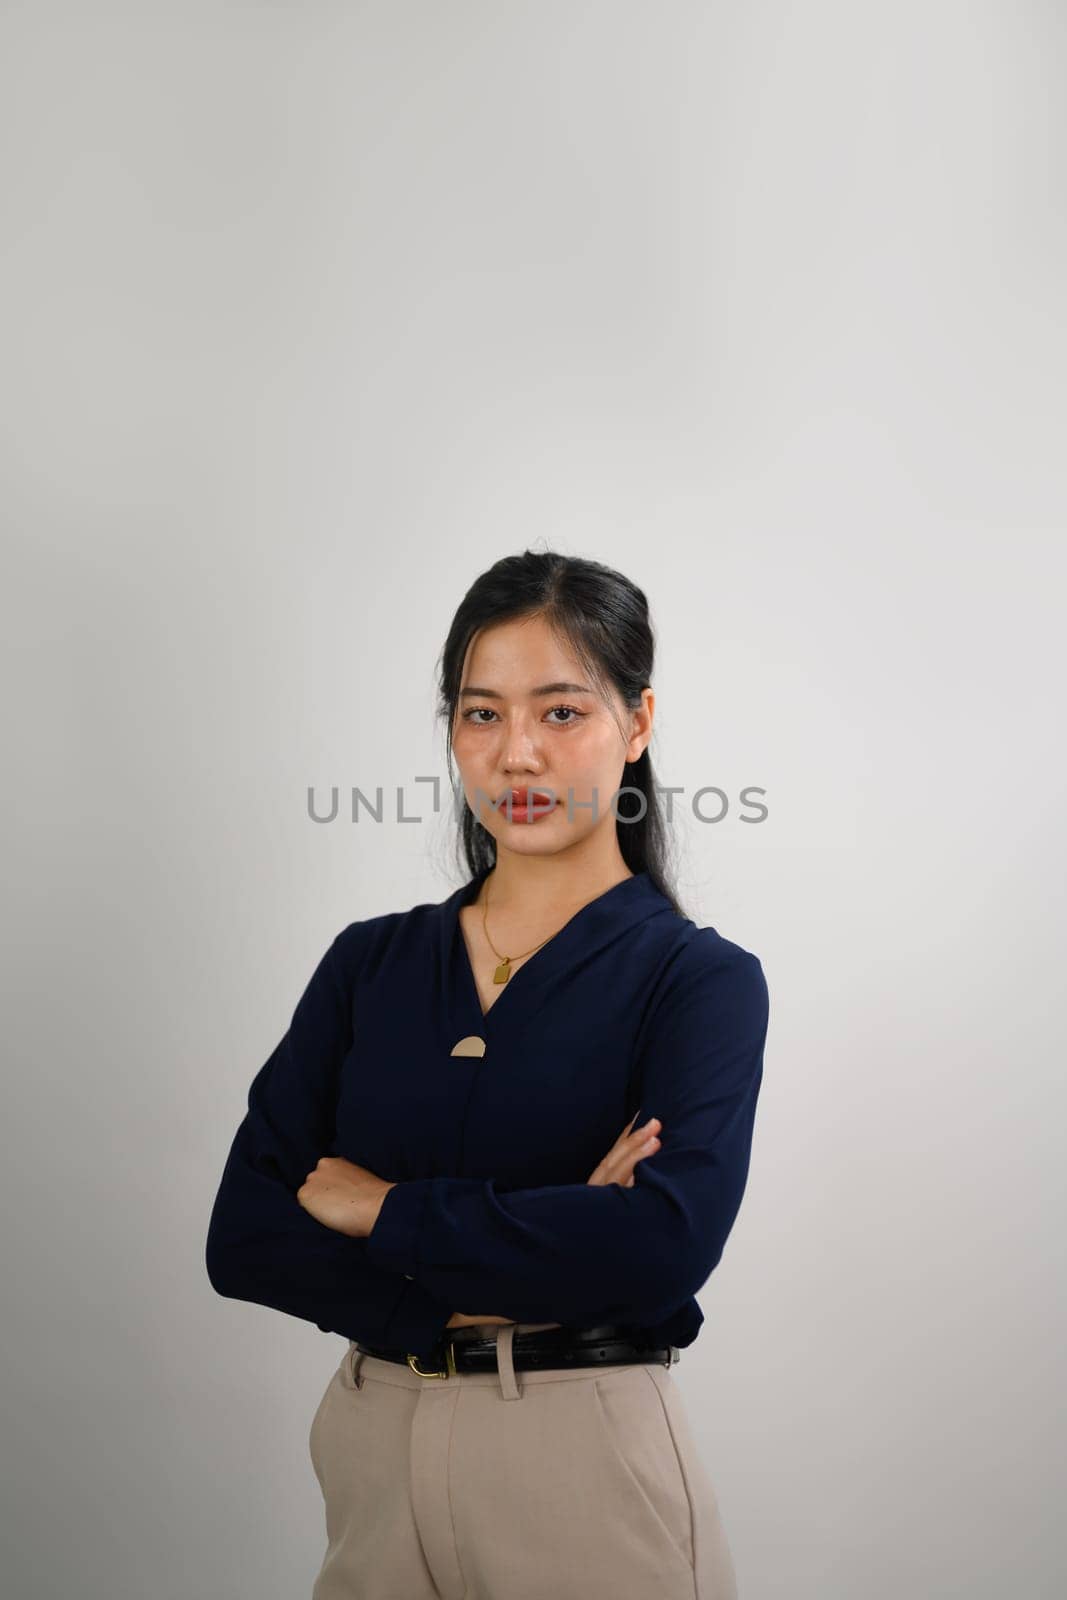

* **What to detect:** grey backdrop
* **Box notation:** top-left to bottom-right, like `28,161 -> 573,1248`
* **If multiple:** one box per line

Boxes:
2,3 -> 1064,1598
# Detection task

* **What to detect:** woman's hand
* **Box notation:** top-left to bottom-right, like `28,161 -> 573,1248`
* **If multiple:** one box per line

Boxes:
445,1116 -> 664,1328
296,1156 -> 395,1238
586,1114 -> 661,1187
297,1164 -> 522,1329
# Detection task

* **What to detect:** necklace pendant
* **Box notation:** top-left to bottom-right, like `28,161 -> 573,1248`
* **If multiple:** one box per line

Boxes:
492,957 -> 511,985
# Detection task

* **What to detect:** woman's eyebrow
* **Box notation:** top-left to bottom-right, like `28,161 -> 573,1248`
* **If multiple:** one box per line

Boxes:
458,682 -> 594,699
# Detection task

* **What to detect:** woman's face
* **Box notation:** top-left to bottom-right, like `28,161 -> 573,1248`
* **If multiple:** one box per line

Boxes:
451,612 -> 653,858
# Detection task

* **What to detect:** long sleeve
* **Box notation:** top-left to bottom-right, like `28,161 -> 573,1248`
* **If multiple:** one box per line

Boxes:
365,935 -> 769,1328
205,926 -> 455,1358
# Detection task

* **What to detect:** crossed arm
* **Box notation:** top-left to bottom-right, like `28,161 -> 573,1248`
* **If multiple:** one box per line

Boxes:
291,1109 -> 666,1328
205,926 -> 768,1358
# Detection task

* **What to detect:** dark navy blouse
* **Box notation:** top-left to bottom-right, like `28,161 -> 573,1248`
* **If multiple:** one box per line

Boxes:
205,866 -> 769,1361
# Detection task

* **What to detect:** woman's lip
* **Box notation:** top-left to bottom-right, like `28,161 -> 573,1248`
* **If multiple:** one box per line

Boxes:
495,795 -> 560,817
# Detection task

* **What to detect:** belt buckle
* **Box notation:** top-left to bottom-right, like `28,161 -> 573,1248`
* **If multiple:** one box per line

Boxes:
405,1334 -> 458,1379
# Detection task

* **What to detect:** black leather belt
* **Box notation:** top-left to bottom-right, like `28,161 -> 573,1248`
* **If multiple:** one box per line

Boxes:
356,1323 -> 680,1379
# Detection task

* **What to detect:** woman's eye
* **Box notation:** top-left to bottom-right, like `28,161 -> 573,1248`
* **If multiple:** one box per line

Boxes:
459,706 -> 586,726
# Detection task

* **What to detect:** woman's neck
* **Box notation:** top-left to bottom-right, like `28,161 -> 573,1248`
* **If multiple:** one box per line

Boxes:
477,844 -> 633,920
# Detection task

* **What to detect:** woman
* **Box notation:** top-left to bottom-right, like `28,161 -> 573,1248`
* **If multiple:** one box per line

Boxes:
206,550 -> 770,1600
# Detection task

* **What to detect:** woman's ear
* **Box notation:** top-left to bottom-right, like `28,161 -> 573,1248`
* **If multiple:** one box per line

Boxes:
625,687 -> 654,761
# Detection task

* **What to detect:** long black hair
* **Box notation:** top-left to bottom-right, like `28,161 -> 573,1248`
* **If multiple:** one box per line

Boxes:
435,549 -> 686,919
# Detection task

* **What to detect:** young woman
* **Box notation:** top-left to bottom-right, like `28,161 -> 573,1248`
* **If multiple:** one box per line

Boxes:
206,550 -> 770,1600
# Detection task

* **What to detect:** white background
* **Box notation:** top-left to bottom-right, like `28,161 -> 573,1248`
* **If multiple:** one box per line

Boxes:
2,3 -> 1064,1596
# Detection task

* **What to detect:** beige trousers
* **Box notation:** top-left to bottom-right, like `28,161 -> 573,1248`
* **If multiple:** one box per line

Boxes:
309,1322 -> 739,1600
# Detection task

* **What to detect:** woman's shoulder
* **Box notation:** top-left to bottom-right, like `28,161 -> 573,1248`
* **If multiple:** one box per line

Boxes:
681,919 -> 764,970
652,914 -> 769,1013
327,884 -> 453,978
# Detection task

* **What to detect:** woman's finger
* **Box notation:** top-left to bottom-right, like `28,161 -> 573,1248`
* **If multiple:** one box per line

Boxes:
588,1119 -> 662,1184
587,1128 -> 661,1185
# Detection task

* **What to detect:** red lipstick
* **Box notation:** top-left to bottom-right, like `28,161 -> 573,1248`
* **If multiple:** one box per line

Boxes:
495,787 -> 558,822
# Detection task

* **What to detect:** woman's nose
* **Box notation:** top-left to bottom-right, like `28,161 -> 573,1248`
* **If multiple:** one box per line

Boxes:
496,719 -> 544,763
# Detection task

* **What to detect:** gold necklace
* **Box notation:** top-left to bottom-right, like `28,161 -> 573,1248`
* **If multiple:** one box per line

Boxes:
481,877 -> 563,985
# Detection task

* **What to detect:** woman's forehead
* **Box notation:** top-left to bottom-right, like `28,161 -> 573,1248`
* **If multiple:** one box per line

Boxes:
461,616 -> 592,687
